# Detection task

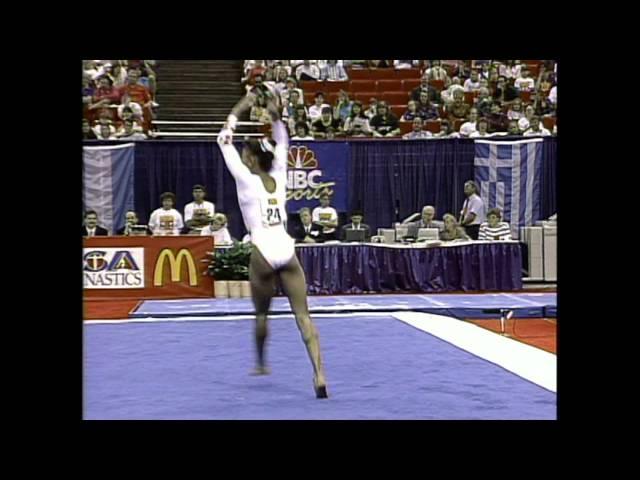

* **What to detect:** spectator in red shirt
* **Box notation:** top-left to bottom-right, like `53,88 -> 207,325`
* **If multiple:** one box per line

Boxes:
90,76 -> 121,110
119,68 -> 152,109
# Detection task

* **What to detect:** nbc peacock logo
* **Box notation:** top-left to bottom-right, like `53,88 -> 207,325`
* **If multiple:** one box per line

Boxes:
286,146 -> 333,200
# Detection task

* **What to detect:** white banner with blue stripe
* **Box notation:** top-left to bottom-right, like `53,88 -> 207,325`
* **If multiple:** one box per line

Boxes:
474,138 -> 543,238
83,143 -> 135,234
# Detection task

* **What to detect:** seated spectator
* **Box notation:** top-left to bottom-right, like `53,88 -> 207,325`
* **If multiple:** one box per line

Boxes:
82,119 -> 97,140
440,213 -> 470,242
400,100 -> 424,122
308,92 -> 331,123
116,210 -> 152,236
273,60 -> 292,78
370,101 -> 401,137
441,76 -> 465,104
96,124 -> 116,140
288,104 -> 311,135
459,108 -> 479,137
479,62 -> 491,80
291,207 -> 323,243
403,118 -> 432,140
488,66 -> 500,84
118,68 -> 153,110
364,98 -> 378,119
432,120 -> 460,138
499,60 -> 521,80
343,101 -> 372,136
463,70 -> 482,92
475,87 -> 493,116
117,105 -> 144,131
148,192 -> 184,236
82,210 -> 109,236
279,77 -> 303,105
486,102 -> 509,133
518,105 -> 536,131
411,76 -> 440,103
424,60 -> 450,84
478,208 -> 512,241
507,98 -> 525,120
523,116 -> 552,136
111,62 -> 128,87
416,92 -> 439,120
514,68 -> 535,92
201,213 -> 233,245
333,90 -> 353,124
82,74 -> 95,106
184,184 -> 215,230
321,60 -> 348,81
273,68 -> 290,97
340,210 -> 371,241
507,119 -> 521,135
296,60 -> 320,81
446,90 -> 471,124
116,119 -> 148,140
89,76 -> 121,111
83,60 -> 102,81
548,85 -> 557,106
325,126 -> 339,139
537,69 -> 554,94
351,124 -> 369,137
469,118 -> 493,137
393,60 -> 417,69
494,76 -> 519,104
92,108 -> 116,136
312,193 -> 339,241
250,94 -> 273,123
282,89 -> 303,120
408,205 -> 444,231
312,107 -> 342,139
533,92 -> 554,117
291,122 -> 315,141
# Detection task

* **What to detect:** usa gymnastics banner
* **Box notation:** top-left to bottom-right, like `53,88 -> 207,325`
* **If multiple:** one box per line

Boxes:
285,142 -> 349,213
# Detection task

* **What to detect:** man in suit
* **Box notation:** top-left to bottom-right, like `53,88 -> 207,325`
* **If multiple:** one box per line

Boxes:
290,207 -> 324,243
340,210 -> 371,242
116,210 -> 152,236
82,210 -> 109,237
407,205 -> 444,231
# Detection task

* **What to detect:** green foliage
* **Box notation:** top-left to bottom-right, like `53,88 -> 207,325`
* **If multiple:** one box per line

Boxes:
208,242 -> 252,281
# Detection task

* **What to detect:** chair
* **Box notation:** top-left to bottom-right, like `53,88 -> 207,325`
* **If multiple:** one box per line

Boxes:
380,91 -> 410,105
425,119 -> 441,133
376,79 -> 403,92
402,78 -> 421,91
350,80 -> 377,92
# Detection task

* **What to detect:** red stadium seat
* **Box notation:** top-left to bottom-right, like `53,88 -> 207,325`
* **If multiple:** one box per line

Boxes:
380,91 -> 410,105
425,120 -> 441,133
300,80 -> 322,93
394,68 -> 421,79
402,78 -> 421,91
376,79 -> 403,92
324,81 -> 349,93
354,91 -> 378,103
464,91 -> 478,105
542,116 -> 556,131
367,69 -> 398,80
399,121 -> 413,135
303,92 -> 315,106
350,80 -> 377,92
326,92 -> 339,105
519,90 -> 533,103
348,68 -> 374,80
429,79 -> 445,91
390,105 -> 406,118
452,118 -> 465,132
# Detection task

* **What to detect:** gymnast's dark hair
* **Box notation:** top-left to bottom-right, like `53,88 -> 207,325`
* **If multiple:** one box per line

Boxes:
244,138 -> 276,172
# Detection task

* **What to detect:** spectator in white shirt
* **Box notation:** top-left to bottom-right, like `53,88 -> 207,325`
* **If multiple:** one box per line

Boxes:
507,98 -> 525,120
548,85 -> 557,105
479,62 -> 491,80
321,60 -> 348,81
403,118 -> 433,140
459,180 -> 485,240
184,184 -> 215,230
464,70 -> 482,92
364,98 -> 378,119
200,213 -> 232,245
343,101 -> 372,136
507,119 -> 521,136
149,192 -> 184,236
514,68 -> 535,91
523,116 -> 552,136
287,104 -> 311,135
296,60 -> 320,81
279,77 -> 303,106
291,122 -> 315,141
424,60 -> 450,83
459,108 -> 479,137
432,120 -> 460,138
116,119 -> 147,140
478,208 -> 512,241
393,60 -> 417,69
441,77 -> 465,104
308,92 -> 331,123
312,193 -> 339,241
499,60 -> 522,80
469,118 -> 492,138
518,105 -> 536,131
96,124 -> 116,140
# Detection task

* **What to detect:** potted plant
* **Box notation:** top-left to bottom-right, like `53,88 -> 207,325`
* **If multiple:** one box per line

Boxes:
208,241 -> 252,298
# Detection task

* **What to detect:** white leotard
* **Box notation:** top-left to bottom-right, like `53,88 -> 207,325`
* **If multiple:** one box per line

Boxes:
217,120 -> 295,270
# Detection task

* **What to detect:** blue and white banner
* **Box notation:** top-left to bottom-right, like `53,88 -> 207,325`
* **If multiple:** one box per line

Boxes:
474,138 -> 543,238
83,143 -> 135,234
285,142 -> 349,213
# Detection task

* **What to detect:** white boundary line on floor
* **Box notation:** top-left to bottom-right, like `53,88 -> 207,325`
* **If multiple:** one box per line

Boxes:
391,311 -> 556,392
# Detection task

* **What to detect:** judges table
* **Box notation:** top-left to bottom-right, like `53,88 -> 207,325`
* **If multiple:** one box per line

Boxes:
292,240 -> 522,294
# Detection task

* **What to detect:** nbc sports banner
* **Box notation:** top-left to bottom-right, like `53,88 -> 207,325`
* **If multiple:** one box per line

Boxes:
83,143 -> 135,234
285,142 -> 349,213
474,138 -> 543,238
